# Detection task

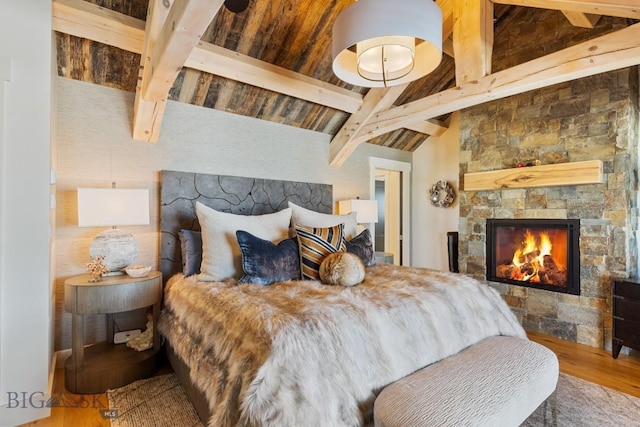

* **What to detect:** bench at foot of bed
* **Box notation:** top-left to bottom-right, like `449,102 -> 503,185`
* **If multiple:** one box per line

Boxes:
373,336 -> 558,427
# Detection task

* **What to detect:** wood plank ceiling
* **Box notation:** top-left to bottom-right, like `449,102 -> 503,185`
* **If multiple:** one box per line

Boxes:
53,0 -> 640,167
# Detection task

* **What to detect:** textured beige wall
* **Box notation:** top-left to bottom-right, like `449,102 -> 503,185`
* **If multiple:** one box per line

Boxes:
55,77 -> 412,350
411,112 -> 461,271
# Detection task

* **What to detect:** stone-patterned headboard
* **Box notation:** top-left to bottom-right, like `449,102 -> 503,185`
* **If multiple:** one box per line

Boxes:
160,170 -> 332,282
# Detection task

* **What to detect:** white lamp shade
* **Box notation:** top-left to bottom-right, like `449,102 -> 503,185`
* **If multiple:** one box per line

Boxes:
332,0 -> 442,87
339,199 -> 379,223
78,188 -> 150,227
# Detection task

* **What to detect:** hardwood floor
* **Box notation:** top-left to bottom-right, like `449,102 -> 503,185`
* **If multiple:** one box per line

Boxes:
21,333 -> 640,426
527,331 -> 640,398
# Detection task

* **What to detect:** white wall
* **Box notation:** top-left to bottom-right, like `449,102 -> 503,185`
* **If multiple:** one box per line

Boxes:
412,112 -> 460,271
0,1 -> 53,425
55,77 -> 413,349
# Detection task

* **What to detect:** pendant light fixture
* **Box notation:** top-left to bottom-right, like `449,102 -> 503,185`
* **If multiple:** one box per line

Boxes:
332,0 -> 443,87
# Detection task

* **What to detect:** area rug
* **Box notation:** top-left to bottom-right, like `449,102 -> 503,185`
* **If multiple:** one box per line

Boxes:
521,373 -> 640,426
107,372 -> 640,426
107,374 -> 203,427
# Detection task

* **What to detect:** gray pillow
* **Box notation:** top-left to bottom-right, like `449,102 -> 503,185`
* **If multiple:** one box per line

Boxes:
236,230 -> 301,285
179,229 -> 203,277
345,229 -> 376,267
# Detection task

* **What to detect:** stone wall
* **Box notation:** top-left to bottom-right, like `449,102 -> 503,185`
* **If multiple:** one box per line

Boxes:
457,9 -> 639,348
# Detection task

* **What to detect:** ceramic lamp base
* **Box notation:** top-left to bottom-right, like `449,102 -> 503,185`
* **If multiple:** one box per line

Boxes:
89,228 -> 138,272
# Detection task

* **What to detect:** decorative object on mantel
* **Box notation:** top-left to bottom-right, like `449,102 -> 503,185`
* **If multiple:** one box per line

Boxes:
332,0 -> 442,87
429,180 -> 456,208
464,160 -> 604,191
77,186 -> 150,275
516,159 -> 542,168
86,255 -> 109,282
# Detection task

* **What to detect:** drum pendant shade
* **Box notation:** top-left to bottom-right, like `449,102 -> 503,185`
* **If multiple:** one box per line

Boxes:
332,0 -> 443,87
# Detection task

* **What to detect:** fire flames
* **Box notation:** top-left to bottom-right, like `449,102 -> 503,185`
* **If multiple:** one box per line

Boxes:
511,230 -> 552,281
496,229 -> 567,287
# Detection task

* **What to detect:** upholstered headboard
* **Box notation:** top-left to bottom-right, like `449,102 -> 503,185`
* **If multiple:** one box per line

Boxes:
160,170 -> 333,282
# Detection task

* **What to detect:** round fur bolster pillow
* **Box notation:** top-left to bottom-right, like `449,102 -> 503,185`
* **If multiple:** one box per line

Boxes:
319,252 -> 365,287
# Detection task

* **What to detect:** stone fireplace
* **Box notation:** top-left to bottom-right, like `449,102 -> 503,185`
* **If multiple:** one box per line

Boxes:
454,7 -> 639,350
457,60 -> 639,348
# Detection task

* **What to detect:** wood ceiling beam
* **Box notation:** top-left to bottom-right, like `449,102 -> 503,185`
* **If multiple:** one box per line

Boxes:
453,0 -> 494,84
491,0 -> 640,20
439,0 -> 455,40
142,0 -> 224,102
329,85 -> 410,167
52,0 -> 363,116
346,22 -> 640,145
133,0 -> 224,141
405,119 -> 448,136
184,42 -> 362,114
52,0 -> 145,54
439,0 -> 455,57
52,0 -> 635,164
132,0 -> 170,142
442,37 -> 455,58
329,95 -> 449,167
562,11 -> 602,27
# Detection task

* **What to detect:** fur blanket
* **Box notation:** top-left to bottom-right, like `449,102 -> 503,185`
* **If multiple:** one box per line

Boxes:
158,264 -> 526,427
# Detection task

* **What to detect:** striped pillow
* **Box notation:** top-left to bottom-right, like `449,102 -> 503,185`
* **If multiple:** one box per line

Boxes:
295,223 -> 347,280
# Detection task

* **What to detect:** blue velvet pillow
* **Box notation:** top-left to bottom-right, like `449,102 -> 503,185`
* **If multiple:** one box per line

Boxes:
345,229 -> 376,267
236,230 -> 301,285
179,229 -> 203,277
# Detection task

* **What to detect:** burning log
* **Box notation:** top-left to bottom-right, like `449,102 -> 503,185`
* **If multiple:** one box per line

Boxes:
517,249 -> 540,264
538,255 -> 567,286
496,264 -> 515,279
520,263 -> 536,280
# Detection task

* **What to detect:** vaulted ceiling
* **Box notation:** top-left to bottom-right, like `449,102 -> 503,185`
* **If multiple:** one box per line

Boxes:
53,0 -> 640,166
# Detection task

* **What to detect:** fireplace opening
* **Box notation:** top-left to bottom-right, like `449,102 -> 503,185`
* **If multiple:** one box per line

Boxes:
486,219 -> 580,295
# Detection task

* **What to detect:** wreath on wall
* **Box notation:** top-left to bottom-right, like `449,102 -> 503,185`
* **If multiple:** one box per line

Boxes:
429,180 -> 456,208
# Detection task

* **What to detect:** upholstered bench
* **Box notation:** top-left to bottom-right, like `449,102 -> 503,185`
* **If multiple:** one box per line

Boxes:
373,336 -> 558,427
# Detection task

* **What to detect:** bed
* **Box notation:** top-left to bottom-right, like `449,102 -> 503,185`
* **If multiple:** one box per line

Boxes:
157,170 -> 530,427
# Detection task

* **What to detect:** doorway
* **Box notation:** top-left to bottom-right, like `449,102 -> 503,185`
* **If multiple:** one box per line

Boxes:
370,158 -> 411,266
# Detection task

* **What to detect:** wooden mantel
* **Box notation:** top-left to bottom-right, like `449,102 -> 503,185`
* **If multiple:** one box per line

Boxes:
463,160 -> 604,191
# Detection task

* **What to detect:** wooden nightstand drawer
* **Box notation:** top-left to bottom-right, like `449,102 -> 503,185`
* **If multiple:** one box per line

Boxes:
614,298 -> 640,323
612,279 -> 640,358
615,281 -> 640,300
613,318 -> 640,348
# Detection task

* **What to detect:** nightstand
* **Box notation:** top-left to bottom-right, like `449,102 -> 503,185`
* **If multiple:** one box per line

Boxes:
64,271 -> 163,393
612,278 -> 640,358
375,252 -> 394,264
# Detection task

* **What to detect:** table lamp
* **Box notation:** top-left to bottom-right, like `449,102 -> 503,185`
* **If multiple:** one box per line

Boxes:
77,187 -> 150,275
338,199 -> 379,233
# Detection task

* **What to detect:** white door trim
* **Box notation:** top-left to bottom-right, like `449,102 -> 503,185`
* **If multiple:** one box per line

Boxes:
369,158 -> 412,266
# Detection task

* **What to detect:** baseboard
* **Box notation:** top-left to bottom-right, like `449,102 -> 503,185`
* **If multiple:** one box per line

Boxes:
55,349 -> 71,370
49,351 -> 57,392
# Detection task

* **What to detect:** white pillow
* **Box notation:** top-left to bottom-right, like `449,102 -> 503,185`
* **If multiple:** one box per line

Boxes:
196,202 -> 292,281
288,201 -> 358,239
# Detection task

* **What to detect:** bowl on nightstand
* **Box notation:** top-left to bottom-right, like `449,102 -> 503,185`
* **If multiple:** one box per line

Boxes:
124,265 -> 152,278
